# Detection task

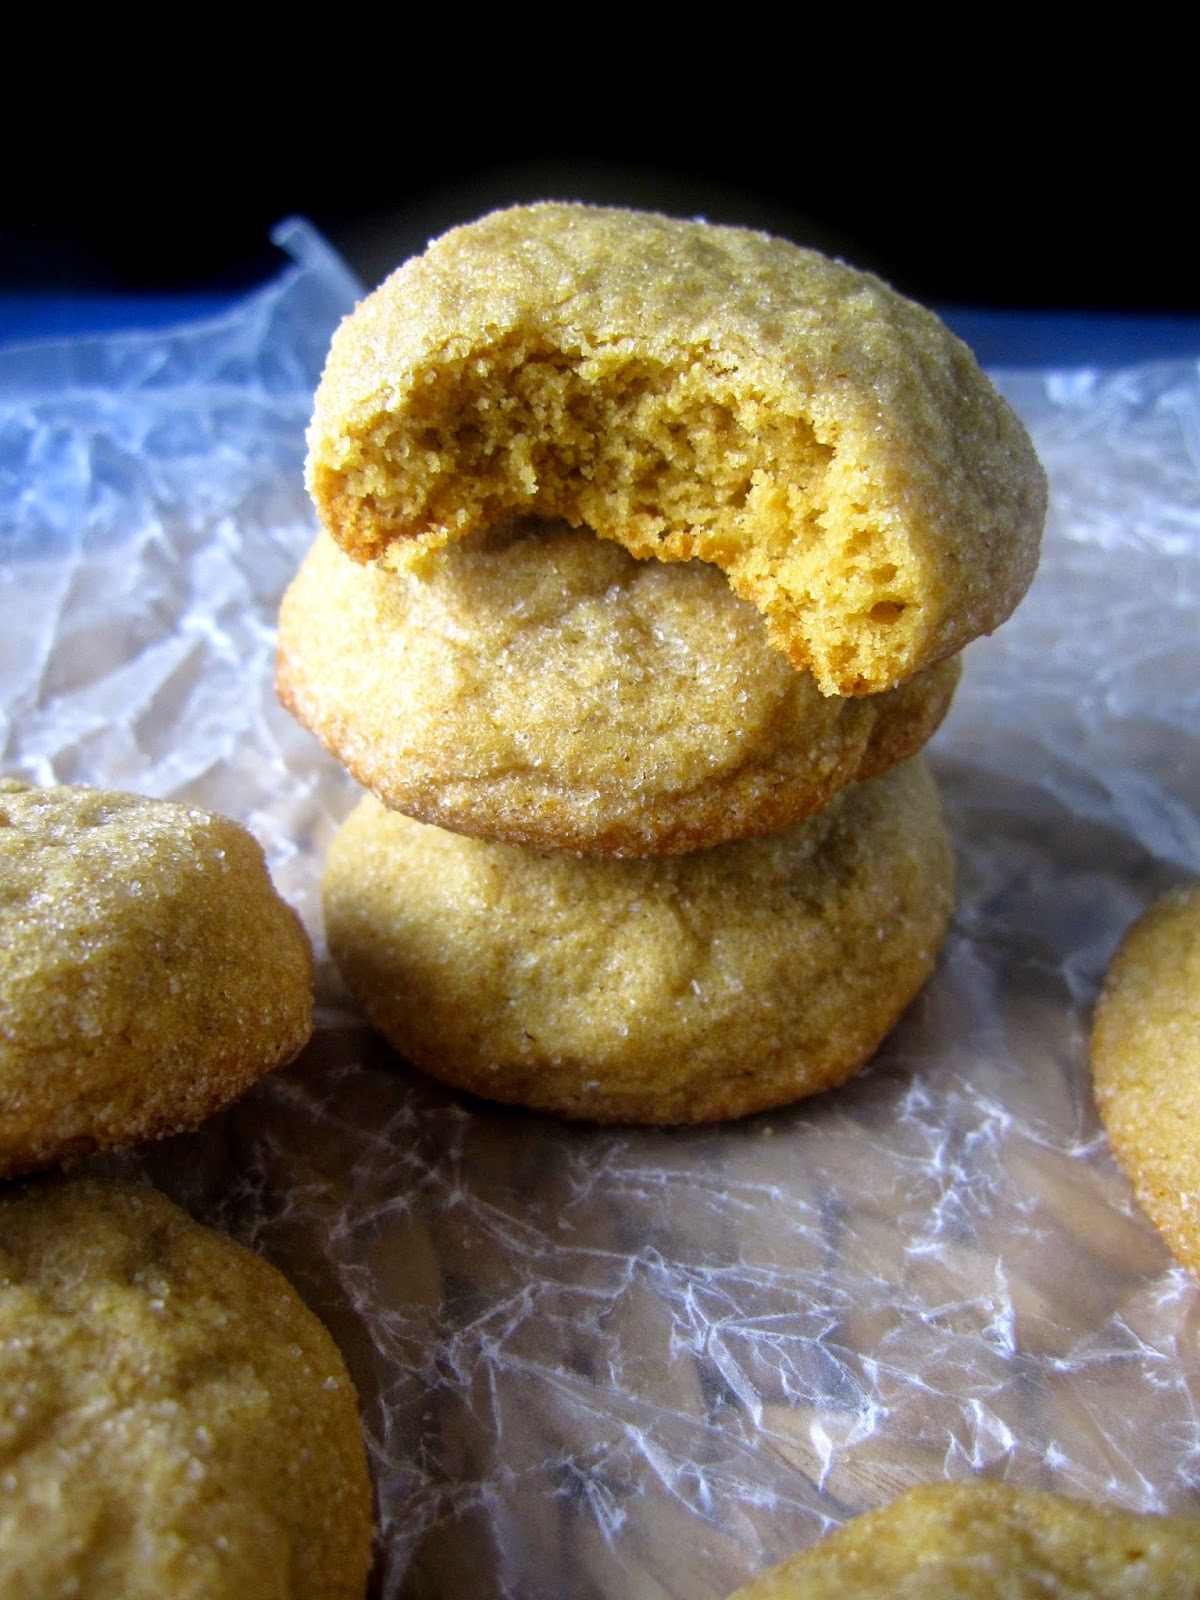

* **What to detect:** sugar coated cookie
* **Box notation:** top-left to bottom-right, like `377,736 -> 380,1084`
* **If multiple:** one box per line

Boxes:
278,521 -> 960,857
306,203 -> 1045,696
0,780 -> 313,1180
726,1481 -> 1200,1598
1090,882 -> 1200,1274
0,1175 -> 372,1600
322,758 -> 953,1124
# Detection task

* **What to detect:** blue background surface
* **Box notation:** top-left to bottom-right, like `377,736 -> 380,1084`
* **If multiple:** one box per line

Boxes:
5,288 -> 1200,371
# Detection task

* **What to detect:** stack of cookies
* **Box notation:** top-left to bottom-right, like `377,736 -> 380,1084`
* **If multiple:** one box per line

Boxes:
278,204 -> 1046,1124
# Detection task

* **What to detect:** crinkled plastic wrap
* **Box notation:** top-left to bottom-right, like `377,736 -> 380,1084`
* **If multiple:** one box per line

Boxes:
3,227 -> 1199,1598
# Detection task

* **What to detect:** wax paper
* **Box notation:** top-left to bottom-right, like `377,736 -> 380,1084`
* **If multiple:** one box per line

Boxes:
2,223 -> 1199,1599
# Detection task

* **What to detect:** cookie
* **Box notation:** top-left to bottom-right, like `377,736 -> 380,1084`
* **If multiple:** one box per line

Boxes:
306,203 -> 1045,697
277,521 -> 960,857
0,1174 -> 372,1600
1090,882 -> 1200,1274
322,758 -> 954,1124
726,1481 -> 1200,1598
0,780 -> 313,1180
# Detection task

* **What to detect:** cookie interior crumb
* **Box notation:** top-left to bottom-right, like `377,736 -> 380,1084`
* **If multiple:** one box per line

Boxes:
308,204 -> 1045,696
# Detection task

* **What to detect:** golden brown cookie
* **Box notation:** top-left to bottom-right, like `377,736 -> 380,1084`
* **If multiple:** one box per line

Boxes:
1090,882 -> 1200,1274
0,1174 -> 372,1600
322,758 -> 954,1124
277,521 -> 960,857
306,203 -> 1045,697
725,1481 -> 1200,1598
0,780 -> 314,1180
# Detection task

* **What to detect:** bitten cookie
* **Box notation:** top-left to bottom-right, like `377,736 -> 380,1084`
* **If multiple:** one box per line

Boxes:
306,203 -> 1045,696
0,780 -> 314,1179
277,521 -> 960,857
725,1481 -> 1200,1598
1090,882 -> 1200,1274
0,1175 -> 372,1600
322,758 -> 954,1124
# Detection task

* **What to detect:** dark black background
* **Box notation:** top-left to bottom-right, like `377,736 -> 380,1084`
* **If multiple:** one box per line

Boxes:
4,88 -> 1186,313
